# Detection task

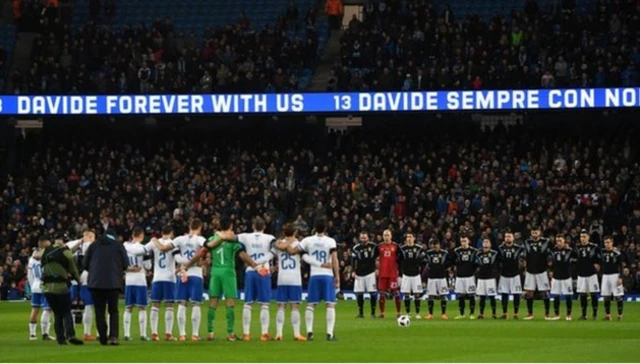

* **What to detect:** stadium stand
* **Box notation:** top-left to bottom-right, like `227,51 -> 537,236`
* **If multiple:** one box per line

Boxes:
1,114 -> 639,298
335,0 -> 639,91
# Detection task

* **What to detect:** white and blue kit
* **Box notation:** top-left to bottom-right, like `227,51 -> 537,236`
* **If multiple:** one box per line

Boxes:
145,238 -> 180,302
28,257 -> 49,309
124,242 -> 149,307
238,232 -> 276,304
274,240 -> 302,303
172,234 -> 205,303
299,235 -> 337,304
66,239 -> 93,305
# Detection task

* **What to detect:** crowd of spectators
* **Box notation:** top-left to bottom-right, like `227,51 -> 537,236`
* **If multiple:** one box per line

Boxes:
332,0 -> 640,91
8,0 -> 321,94
1,117 -> 640,298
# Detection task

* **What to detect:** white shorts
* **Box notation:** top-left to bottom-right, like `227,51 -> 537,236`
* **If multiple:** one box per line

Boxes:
600,274 -> 623,297
498,276 -> 523,294
577,275 -> 600,293
427,278 -> 449,297
400,275 -> 423,294
354,272 -> 377,293
551,278 -> 573,296
454,276 -> 476,295
524,272 -> 550,291
476,278 -> 497,296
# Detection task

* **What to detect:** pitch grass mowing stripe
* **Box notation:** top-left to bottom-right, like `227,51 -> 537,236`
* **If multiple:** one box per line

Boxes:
1,301 -> 639,362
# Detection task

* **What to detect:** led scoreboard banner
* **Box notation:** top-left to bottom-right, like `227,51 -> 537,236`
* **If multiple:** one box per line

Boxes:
1,88 -> 639,115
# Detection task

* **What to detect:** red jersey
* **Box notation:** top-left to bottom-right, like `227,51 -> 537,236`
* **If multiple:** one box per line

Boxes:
377,242 -> 400,278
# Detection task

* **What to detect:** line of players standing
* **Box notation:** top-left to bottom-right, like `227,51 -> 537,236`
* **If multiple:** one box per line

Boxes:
351,227 -> 626,321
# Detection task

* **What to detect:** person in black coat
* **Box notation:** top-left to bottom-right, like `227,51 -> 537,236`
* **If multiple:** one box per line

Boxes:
83,229 -> 129,345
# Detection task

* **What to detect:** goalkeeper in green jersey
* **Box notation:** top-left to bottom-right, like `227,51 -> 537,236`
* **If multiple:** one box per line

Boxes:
183,217 -> 267,341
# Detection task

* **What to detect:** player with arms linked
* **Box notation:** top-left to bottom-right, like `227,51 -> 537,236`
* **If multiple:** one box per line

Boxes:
424,239 -> 449,320
351,232 -> 378,318
475,239 -> 499,319
497,230 -> 524,319
548,234 -> 575,321
377,230 -> 402,318
600,236 -> 625,321
184,217 -> 266,341
575,229 -> 601,320
122,227 -> 152,341
399,233 -> 426,319
523,226 -> 551,320
453,234 -> 477,320
284,217 -> 340,341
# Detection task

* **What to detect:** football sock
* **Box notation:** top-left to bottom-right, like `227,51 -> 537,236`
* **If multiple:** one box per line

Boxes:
83,306 -> 93,335
305,306 -> 314,334
513,294 -> 521,314
458,296 -> 466,315
370,293 -> 377,316
191,306 -> 200,337
479,297 -> 486,314
356,294 -> 364,315
565,296 -> 572,316
469,296 -> 476,315
428,300 -> 434,315
617,299 -> 623,315
139,309 -> 147,337
29,322 -> 36,336
150,307 -> 159,334
440,299 -> 447,314
41,310 -> 51,335
590,293 -> 598,317
177,305 -> 186,336
379,295 -> 386,314
604,299 -> 611,315
404,297 -> 411,314
526,297 -> 534,315
242,305 -> 251,335
394,295 -> 402,314
260,305 -> 269,335
207,307 -> 215,334
501,294 -> 509,313
291,309 -> 301,337
414,298 -> 421,314
580,294 -> 588,317
554,297 -> 561,315
489,297 -> 496,315
276,307 -> 285,337
123,310 -> 132,337
225,306 -> 234,335
543,298 -> 550,315
326,307 -> 336,337
165,307 -> 174,335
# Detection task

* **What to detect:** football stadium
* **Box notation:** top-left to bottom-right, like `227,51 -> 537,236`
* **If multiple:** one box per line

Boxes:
1,0 -> 640,362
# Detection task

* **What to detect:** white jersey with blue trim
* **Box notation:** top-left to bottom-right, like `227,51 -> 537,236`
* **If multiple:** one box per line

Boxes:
299,234 -> 336,277
124,242 -> 148,286
238,232 -> 276,271
65,239 -> 92,285
27,257 -> 43,294
172,234 -> 205,278
273,240 -> 302,286
145,239 -> 178,283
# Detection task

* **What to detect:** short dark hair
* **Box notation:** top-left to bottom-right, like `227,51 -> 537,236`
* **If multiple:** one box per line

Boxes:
253,217 -> 266,231
162,225 -> 174,235
219,216 -> 233,231
580,229 -> 589,235
132,227 -> 144,238
190,218 -> 203,231
503,228 -> 513,234
314,217 -> 327,234
282,223 -> 296,237
603,235 -> 614,242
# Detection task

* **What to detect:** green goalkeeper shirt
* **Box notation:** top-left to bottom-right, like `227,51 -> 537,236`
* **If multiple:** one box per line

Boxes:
208,234 -> 244,273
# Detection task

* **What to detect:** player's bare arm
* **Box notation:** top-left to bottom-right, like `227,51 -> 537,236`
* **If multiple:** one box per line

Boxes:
184,248 -> 206,270
331,250 -> 340,288
152,237 -> 175,252
238,251 -> 268,276
127,265 -> 142,272
205,231 -> 236,249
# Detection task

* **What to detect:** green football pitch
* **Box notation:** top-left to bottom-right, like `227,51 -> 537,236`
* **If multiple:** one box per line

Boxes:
1,300 -> 639,362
